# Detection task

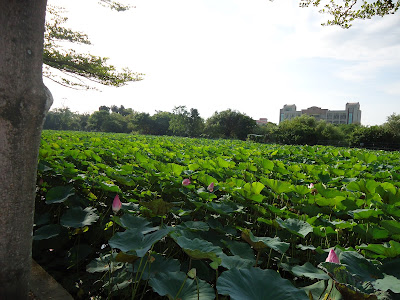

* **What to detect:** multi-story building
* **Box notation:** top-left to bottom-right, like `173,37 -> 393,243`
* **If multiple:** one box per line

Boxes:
256,118 -> 268,125
279,103 -> 361,125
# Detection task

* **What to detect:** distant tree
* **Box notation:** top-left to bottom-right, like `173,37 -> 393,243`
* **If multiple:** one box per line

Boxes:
99,105 -> 110,112
110,104 -> 132,116
316,121 -> 345,143
102,112 -> 128,133
110,105 -> 119,114
205,109 -> 256,140
43,107 -> 81,130
151,111 -> 172,135
128,112 -> 153,134
188,108 -> 205,137
349,125 -> 397,148
119,105 -> 134,116
87,110 -> 110,131
169,106 -> 190,136
252,122 -> 279,143
384,113 -> 400,140
275,115 -> 319,145
78,113 -> 90,131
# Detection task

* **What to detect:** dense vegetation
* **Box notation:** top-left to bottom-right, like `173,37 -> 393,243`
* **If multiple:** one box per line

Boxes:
44,105 -> 400,150
34,131 -> 400,299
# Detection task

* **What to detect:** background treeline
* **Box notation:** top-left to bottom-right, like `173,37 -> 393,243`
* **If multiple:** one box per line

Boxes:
44,105 -> 400,150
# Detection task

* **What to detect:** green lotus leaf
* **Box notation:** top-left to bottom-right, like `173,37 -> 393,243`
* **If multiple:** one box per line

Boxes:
243,182 -> 265,195
102,269 -> 132,292
60,206 -> 99,228
358,153 -> 377,164
86,253 -> 123,273
372,274 -> 400,293
319,262 -> 357,288
115,252 -> 138,263
276,217 -> 313,238
133,254 -> 180,280
111,174 -> 136,186
45,185 -> 74,204
261,159 -> 274,171
339,251 -> 384,283
168,163 -> 185,176
196,188 -> 218,200
292,185 -> 311,195
218,240 -> 256,269
302,280 -> 343,300
315,184 -> 343,198
225,240 -> 255,260
180,221 -> 210,231
109,228 -> 172,257
219,253 -> 255,269
33,224 -> 62,240
348,209 -> 383,220
205,201 -> 239,215
290,262 -> 330,280
246,232 -> 290,254
334,281 -> 378,300
217,268 -> 308,300
353,224 -> 390,240
296,244 -> 316,251
149,271 -> 215,300
261,178 -> 292,194
346,181 -> 366,193
357,241 -> 400,258
382,204 -> 400,218
217,157 -> 231,169
197,174 -> 218,186
175,236 -> 223,263
317,172 -> 332,184
141,198 -> 174,216
380,220 -> 400,236
98,181 -> 121,193
119,214 -> 156,233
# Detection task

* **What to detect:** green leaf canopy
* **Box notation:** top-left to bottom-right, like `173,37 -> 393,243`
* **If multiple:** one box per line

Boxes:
60,206 -> 99,228
149,271 -> 215,300
217,268 -> 309,300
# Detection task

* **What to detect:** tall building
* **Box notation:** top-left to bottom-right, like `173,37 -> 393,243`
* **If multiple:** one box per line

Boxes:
279,103 -> 361,125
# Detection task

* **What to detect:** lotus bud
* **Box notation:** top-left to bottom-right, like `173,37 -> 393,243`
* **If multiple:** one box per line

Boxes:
182,179 -> 191,186
112,194 -> 122,214
207,182 -> 214,192
325,249 -> 340,264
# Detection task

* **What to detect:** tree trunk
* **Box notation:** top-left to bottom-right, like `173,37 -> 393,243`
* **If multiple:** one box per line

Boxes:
0,1 -> 51,299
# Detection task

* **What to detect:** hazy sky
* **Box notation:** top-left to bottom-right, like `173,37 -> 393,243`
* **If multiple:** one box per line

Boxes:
45,0 -> 400,125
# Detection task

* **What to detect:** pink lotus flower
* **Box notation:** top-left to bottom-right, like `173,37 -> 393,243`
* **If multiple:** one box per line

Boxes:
182,179 -> 191,186
326,249 -> 340,264
308,183 -> 314,189
112,194 -> 122,214
207,182 -> 214,192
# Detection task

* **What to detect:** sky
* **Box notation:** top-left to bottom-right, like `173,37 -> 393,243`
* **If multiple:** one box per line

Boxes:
45,0 -> 400,125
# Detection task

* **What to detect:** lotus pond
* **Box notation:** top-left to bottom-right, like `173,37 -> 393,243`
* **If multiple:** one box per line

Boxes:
33,130 -> 400,299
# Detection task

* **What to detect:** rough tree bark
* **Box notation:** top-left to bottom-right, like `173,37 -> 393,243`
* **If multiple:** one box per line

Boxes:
0,1 -> 51,298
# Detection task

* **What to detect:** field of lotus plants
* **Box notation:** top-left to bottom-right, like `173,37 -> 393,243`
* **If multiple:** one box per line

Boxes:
33,130 -> 400,299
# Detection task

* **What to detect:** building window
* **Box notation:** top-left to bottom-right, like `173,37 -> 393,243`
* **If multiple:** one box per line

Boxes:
349,112 -> 353,124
